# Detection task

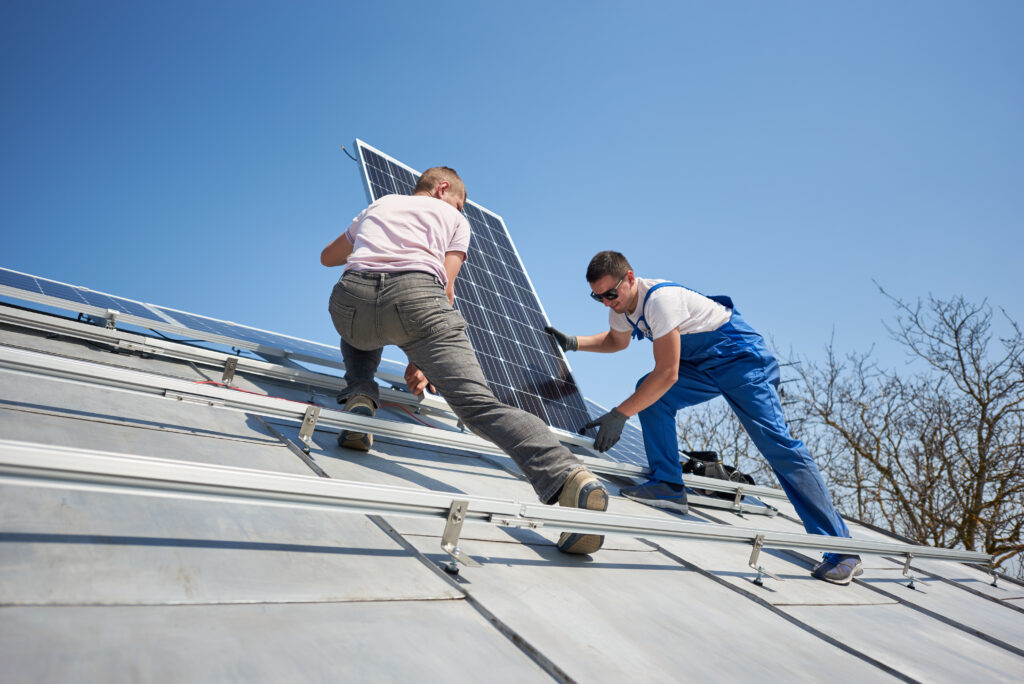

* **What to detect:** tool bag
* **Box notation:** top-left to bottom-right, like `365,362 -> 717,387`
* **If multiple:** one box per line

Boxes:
681,451 -> 755,499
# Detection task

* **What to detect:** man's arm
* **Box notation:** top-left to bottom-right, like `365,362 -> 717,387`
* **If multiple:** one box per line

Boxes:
616,330 -> 680,417
443,251 -> 466,306
578,328 -> 631,353
321,233 -> 354,267
544,326 -> 630,353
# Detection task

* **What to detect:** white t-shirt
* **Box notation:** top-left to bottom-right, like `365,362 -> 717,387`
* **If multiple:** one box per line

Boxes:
609,278 -> 732,341
343,194 -> 471,284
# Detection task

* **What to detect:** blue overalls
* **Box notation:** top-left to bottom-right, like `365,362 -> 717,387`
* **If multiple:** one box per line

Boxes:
631,283 -> 851,539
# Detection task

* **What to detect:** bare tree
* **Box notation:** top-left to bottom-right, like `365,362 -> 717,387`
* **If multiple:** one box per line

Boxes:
795,291 -> 1024,575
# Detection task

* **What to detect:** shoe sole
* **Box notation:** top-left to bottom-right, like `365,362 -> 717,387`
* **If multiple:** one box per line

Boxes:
813,564 -> 864,585
557,481 -> 608,555
622,491 -> 688,514
338,430 -> 372,452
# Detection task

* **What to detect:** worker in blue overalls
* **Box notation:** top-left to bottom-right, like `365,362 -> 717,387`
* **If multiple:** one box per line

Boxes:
545,250 -> 861,585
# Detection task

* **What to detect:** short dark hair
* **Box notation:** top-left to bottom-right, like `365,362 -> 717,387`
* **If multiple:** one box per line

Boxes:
414,166 -> 466,201
586,251 -> 632,283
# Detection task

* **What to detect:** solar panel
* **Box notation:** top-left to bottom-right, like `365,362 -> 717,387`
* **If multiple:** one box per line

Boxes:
0,266 -> 420,377
353,140 -> 592,435
0,268 -> 167,323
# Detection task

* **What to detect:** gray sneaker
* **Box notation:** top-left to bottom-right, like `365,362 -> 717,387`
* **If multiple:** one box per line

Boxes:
338,395 -> 375,452
556,468 -> 608,555
811,554 -> 864,585
620,479 -> 689,513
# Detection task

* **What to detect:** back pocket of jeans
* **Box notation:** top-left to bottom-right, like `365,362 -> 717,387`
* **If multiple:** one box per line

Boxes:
329,302 -> 357,341
396,297 -> 451,338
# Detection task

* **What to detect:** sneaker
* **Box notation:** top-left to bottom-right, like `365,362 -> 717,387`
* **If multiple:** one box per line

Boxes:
338,395 -> 376,452
620,479 -> 688,513
811,554 -> 864,585
556,468 -> 609,555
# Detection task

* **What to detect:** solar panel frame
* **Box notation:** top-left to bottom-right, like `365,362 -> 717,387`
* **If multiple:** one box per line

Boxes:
351,139 -> 593,434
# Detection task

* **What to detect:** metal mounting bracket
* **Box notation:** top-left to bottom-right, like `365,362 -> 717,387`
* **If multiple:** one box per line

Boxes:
748,534 -> 782,586
441,500 -> 481,573
104,309 -> 119,330
902,552 -> 916,590
990,560 -> 999,588
297,405 -> 321,454
221,357 -> 238,386
732,486 -> 745,516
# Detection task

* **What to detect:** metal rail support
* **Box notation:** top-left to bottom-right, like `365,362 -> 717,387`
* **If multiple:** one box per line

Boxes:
748,534 -> 782,587
297,405 -> 321,454
732,486 -> 745,517
990,560 -> 999,588
902,552 -> 916,590
440,500 -> 481,574
221,357 -> 238,386
104,309 -> 119,330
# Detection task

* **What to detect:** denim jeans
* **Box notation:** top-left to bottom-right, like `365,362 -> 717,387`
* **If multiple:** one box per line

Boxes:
328,270 -> 581,504
637,308 -> 851,539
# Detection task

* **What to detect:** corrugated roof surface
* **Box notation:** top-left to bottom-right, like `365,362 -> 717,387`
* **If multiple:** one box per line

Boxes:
2,308 -> 1023,683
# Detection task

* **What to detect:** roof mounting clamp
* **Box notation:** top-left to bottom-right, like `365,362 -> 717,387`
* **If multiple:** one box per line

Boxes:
441,500 -> 481,574
221,357 -> 238,386
104,309 -> 119,330
297,405 -> 321,454
732,486 -> 745,516
902,552 -> 917,590
748,534 -> 782,586
990,561 -> 999,588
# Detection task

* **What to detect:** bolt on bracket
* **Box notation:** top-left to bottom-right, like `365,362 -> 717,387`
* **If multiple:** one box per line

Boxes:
221,357 -> 238,386
297,405 -> 320,453
441,500 -> 481,573
902,552 -> 917,590
748,534 -> 782,586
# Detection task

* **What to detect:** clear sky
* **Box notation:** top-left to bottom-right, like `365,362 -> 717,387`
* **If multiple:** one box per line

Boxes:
2,1 -> 1021,413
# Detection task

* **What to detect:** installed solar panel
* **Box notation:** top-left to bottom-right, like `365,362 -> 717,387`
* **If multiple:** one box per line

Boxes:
0,268 -> 166,322
353,140 -> 592,434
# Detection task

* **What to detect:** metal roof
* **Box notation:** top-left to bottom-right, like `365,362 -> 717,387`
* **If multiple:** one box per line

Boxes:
1,303 -> 1022,683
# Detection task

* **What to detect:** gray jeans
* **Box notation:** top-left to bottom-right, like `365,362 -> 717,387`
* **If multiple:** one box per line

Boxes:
328,270 -> 582,504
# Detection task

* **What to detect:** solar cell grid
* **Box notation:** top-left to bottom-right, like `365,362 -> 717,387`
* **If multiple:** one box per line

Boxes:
354,140 -> 592,434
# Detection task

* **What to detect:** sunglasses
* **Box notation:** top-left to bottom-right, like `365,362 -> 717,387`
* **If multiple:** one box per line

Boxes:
589,274 -> 627,302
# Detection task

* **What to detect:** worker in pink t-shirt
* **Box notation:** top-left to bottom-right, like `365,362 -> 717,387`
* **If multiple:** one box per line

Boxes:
320,167 -> 609,555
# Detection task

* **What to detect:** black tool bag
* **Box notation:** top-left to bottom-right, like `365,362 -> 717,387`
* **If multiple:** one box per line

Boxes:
681,451 -> 755,499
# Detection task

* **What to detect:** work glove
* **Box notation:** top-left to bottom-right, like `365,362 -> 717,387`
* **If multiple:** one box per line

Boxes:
581,408 -> 628,452
544,325 -> 578,352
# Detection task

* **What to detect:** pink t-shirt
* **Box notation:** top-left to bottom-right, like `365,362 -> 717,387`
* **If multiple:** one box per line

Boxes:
343,194 -> 471,284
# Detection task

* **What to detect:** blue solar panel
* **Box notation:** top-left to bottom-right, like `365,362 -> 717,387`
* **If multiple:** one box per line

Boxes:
0,267 -> 164,322
353,140 -> 593,435
0,266 -> 356,370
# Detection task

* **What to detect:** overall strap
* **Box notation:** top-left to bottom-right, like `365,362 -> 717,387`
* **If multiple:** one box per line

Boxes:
626,282 -> 684,341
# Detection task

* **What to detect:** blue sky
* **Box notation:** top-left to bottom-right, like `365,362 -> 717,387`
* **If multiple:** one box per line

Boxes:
2,1 -> 1021,413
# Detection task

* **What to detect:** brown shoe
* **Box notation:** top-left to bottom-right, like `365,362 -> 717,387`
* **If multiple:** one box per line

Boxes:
556,468 -> 608,554
338,395 -> 375,452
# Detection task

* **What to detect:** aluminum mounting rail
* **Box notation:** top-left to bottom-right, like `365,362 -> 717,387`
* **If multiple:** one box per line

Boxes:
0,439 -> 993,572
0,338 -> 788,507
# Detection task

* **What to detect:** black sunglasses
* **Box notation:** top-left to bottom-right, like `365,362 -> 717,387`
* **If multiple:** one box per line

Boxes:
589,274 -> 627,302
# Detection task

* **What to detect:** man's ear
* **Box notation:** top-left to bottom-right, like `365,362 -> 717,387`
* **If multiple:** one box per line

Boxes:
433,180 -> 451,199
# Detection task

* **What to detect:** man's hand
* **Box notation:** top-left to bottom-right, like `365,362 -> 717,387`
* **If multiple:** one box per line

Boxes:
544,325 -> 578,352
404,363 -> 435,396
581,408 -> 628,452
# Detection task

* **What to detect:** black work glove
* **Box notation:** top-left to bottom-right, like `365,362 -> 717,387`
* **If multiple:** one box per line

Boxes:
581,409 -> 628,452
544,325 -> 578,352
